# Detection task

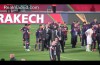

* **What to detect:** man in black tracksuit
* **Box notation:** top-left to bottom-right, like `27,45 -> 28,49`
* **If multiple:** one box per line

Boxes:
45,25 -> 51,50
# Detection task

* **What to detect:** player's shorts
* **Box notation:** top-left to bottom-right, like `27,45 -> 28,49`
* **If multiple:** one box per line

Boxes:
78,31 -> 81,36
23,38 -> 30,42
39,39 -> 42,43
36,38 -> 39,43
25,38 -> 30,43
92,37 -> 96,43
64,35 -> 67,40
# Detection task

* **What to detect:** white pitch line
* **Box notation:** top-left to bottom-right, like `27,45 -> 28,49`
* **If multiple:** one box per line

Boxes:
61,56 -> 80,60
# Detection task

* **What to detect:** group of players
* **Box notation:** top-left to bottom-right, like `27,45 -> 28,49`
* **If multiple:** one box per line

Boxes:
20,18 -> 100,61
35,22 -> 68,61
34,22 -> 68,52
71,18 -> 100,52
20,21 -> 68,61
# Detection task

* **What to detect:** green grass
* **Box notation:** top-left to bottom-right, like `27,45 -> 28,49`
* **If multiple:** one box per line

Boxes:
0,24 -> 100,61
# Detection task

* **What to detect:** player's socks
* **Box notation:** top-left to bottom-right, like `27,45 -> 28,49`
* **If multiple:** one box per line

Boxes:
26,43 -> 29,50
38,44 -> 41,50
23,43 -> 25,48
28,43 -> 31,48
35,44 -> 37,50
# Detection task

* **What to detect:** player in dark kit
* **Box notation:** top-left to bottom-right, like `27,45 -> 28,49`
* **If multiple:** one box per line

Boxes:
36,24 -> 43,51
20,24 -> 31,51
34,27 -> 40,51
24,24 -> 31,51
37,24 -> 46,51
90,18 -> 98,51
71,21 -> 76,30
45,24 -> 51,50
91,25 -> 98,51
76,21 -> 81,42
63,24 -> 68,47
81,22 -> 88,48
20,24 -> 28,48
71,26 -> 78,48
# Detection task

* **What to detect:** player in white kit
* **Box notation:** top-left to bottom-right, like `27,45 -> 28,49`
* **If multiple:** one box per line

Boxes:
85,26 -> 94,52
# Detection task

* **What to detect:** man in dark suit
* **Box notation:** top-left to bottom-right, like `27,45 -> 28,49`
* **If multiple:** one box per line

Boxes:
45,24 -> 51,50
50,25 -> 58,42
41,25 -> 46,51
57,26 -> 65,53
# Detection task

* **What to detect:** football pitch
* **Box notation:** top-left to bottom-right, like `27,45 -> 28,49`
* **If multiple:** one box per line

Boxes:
0,24 -> 100,61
